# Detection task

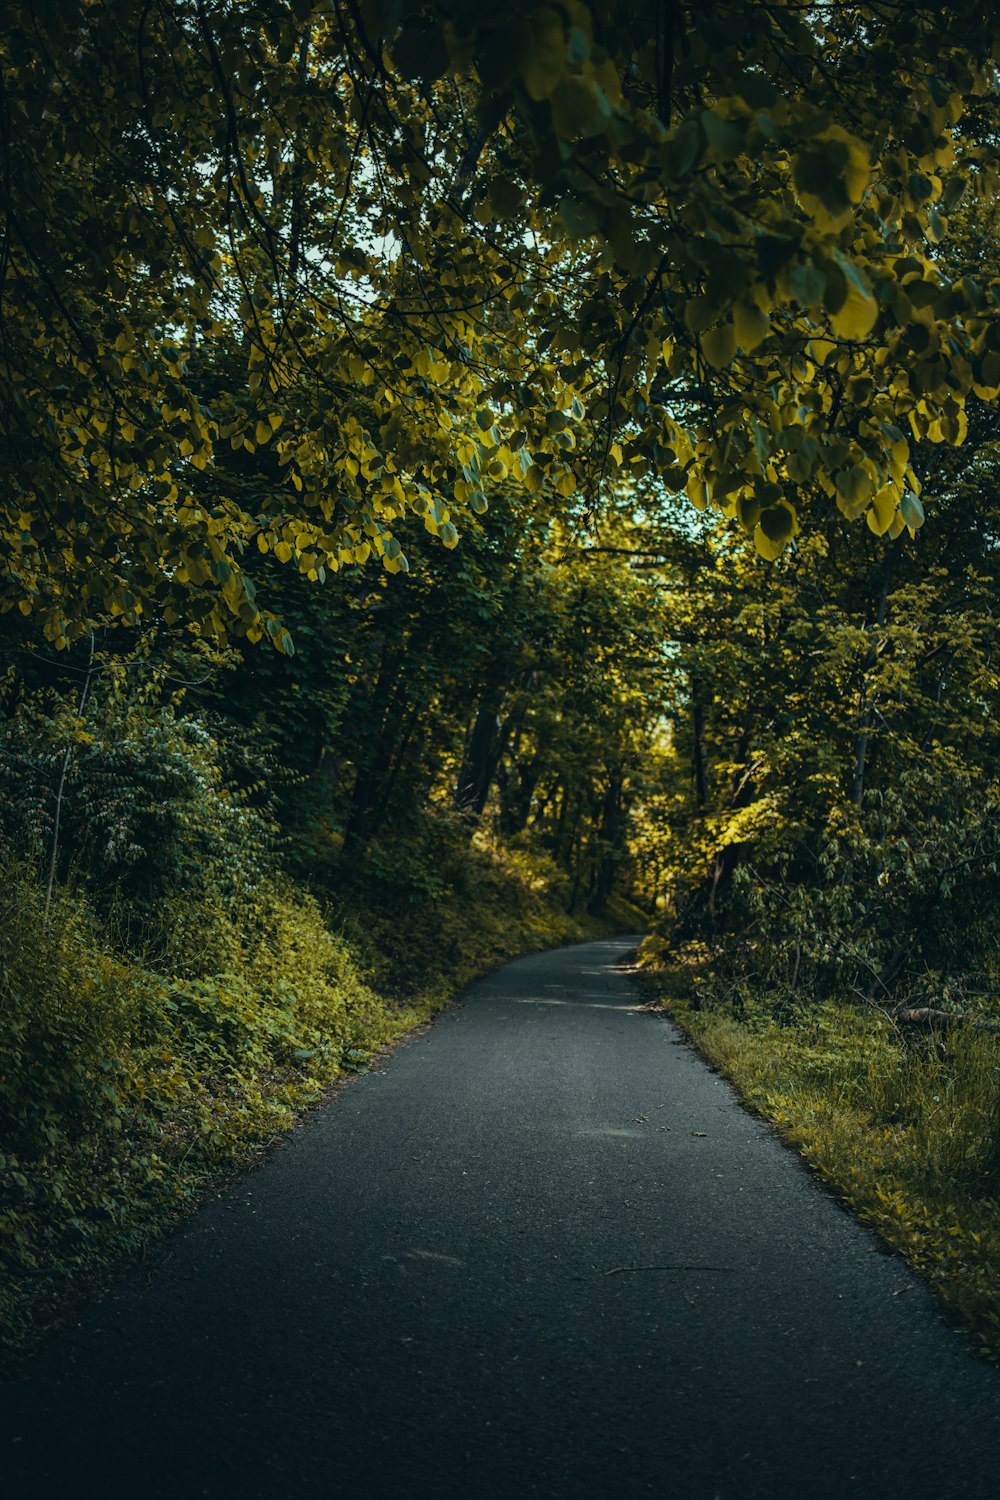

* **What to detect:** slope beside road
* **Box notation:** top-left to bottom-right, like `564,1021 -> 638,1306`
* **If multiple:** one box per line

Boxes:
4,936 -> 1000,1499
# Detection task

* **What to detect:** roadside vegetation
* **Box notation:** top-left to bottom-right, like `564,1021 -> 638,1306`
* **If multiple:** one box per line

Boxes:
0,509 -> 650,1369
631,312 -> 1000,1355
638,950 -> 1000,1359
624,194 -> 1000,1358
0,826 -> 619,1371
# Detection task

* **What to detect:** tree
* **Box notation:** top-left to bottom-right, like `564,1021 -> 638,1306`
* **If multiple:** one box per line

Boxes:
643,398 -> 1000,1001
1,2 -> 998,648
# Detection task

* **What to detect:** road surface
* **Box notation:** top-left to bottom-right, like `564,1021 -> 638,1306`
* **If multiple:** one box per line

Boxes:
4,937 -> 1000,1498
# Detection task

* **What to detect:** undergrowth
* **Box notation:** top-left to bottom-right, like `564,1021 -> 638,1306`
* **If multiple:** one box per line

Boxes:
637,940 -> 1000,1360
335,827 -> 626,1007
0,836 -> 613,1372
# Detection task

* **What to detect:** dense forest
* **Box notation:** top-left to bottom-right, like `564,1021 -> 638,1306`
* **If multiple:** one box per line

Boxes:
3,0 -> 1000,1361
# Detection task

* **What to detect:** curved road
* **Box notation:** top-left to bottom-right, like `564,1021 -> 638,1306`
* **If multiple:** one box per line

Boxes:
4,937 -> 1000,1498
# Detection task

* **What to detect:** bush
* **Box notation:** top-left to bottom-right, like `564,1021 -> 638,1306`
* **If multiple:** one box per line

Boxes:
0,853 -> 411,1361
0,674 -> 277,953
0,871 -> 141,1163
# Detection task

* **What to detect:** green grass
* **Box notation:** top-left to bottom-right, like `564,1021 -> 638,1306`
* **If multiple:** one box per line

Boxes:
637,948 -> 1000,1361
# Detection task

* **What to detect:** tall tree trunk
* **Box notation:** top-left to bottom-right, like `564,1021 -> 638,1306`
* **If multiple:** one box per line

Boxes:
455,671 -> 535,822
587,769 -> 624,917
455,690 -> 504,816
499,754 -> 542,837
691,677 -> 708,809
557,788 -> 582,868
852,540 -> 901,811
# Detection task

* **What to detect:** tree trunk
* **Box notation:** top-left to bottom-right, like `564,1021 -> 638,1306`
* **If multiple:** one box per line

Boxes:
499,755 -> 542,837
455,691 -> 504,816
587,769 -> 624,917
852,540 -> 900,811
455,671 -> 535,823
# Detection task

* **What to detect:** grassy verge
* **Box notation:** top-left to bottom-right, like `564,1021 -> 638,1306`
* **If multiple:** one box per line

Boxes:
0,836 -> 620,1372
637,945 -> 1000,1361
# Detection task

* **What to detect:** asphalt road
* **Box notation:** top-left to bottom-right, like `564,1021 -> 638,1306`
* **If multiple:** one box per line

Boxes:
4,936 -> 1000,1499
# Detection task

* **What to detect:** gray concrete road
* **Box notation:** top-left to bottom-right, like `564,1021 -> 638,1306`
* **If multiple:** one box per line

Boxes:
4,937 -> 1000,1499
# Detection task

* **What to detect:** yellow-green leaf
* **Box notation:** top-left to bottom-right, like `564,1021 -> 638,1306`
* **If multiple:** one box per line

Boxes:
829,256 -> 878,340
733,301 -> 769,352
702,322 -> 737,369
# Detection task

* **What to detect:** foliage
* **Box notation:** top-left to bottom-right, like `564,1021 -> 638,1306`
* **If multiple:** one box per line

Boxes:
192,489 -> 669,914
0,851 -> 397,1279
1,3 -> 998,645
609,196 -> 1000,1359
630,398 -> 1000,1002
0,478 -> 653,1377
8,0 -> 1000,1380
0,655 -> 278,947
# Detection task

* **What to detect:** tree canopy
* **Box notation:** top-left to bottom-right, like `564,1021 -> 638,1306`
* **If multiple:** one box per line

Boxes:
2,0 -> 998,647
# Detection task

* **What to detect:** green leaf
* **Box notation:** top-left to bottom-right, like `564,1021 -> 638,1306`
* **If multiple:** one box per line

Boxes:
789,263 -> 826,309
829,255 -> 878,340
733,301 -> 769,352
701,109 -> 746,161
758,501 -> 796,545
551,76 -> 611,141
521,8 -> 566,101
753,523 -> 784,561
900,491 -> 925,529
867,484 -> 897,536
702,322 -> 737,369
661,116 -> 704,180
835,464 -> 875,514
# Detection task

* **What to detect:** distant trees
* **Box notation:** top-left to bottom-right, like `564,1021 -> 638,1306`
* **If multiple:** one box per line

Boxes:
190,490 -> 668,913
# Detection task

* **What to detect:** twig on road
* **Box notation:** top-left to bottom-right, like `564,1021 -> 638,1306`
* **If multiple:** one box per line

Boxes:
603,1264 -> 735,1276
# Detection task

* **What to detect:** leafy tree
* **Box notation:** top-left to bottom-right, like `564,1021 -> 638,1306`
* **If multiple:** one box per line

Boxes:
1,1 -> 997,648
643,413 -> 1000,1002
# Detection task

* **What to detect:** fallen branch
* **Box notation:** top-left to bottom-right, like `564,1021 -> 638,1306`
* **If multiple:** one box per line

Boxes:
893,1005 -> 1000,1035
